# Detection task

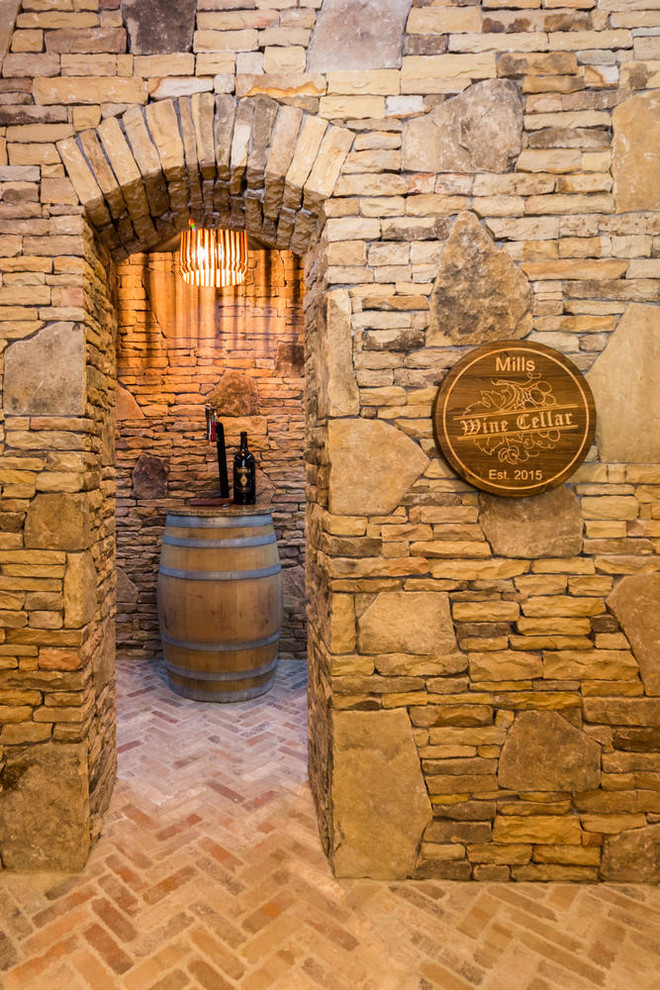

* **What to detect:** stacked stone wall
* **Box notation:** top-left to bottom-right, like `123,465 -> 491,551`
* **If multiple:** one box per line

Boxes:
0,0 -> 658,877
115,246 -> 306,661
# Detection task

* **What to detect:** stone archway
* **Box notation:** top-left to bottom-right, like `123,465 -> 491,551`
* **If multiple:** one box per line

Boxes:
0,96 -> 355,870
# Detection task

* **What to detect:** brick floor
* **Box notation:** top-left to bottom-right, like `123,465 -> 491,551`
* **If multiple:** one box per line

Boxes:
1,658 -> 660,989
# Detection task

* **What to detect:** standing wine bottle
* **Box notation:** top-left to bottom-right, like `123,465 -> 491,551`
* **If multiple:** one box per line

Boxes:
233,431 -> 256,504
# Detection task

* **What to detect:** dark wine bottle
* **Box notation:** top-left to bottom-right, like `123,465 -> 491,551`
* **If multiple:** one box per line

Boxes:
233,431 -> 256,504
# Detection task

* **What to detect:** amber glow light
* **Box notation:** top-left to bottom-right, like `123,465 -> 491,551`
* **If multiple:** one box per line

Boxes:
177,226 -> 248,288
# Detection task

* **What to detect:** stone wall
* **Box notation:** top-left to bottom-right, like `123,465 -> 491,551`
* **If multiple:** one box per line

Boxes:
0,0 -> 659,879
115,247 -> 306,662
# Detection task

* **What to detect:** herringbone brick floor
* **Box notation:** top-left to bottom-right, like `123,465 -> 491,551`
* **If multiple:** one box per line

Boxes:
1,658 -> 660,990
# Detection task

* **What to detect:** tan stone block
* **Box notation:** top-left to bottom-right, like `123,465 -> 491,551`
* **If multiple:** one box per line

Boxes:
532,558 -> 595,574
582,496 -> 639,520
72,107 -> 101,131
467,843 -> 531,864
548,29 -> 632,50
517,616 -> 591,636
526,194 -> 614,215
533,844 -> 600,866
34,76 -> 148,106
134,53 -> 194,77
402,55 -> 497,92
453,602 -> 519,622
469,651 -> 542,681
522,596 -> 605,618
543,649 -> 639,680
264,46 -> 306,74
581,813 -> 647,833
326,70 -> 400,96
196,53 -> 235,75
408,8 -> 482,32
450,32 -> 549,53
61,54 -> 118,76
194,29 -> 258,52
319,96 -> 386,119
304,124 -> 353,210
1,723 -> 52,743
9,29 -> 42,53
329,593 -> 356,653
494,815 -> 583,844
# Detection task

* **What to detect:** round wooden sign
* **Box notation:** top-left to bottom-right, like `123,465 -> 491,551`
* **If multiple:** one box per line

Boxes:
432,340 -> 596,497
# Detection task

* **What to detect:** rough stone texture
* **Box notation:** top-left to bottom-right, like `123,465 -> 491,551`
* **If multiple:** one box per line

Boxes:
307,0 -> 412,72
499,712 -> 601,793
328,419 -> 429,516
4,324 -> 85,416
403,80 -> 523,174
132,452 -> 169,499
116,383 -> 144,421
608,575 -> 660,696
208,372 -> 260,417
117,567 -> 140,604
25,494 -> 91,551
274,343 -> 304,378
480,487 -> 583,558
0,743 -> 91,870
317,289 -> 359,418
121,0 -> 196,55
357,591 -> 458,656
601,825 -> 660,883
0,0 -> 20,62
64,551 -> 97,629
332,709 -> 432,879
613,92 -> 660,213
587,304 -> 660,463
427,212 -> 532,346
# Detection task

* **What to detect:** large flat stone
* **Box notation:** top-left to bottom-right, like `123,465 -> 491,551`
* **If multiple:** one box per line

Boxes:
25,493 -> 91,551
587,304 -> 660,462
601,824 -> 660,882
121,0 -> 196,54
328,418 -> 428,516
4,323 -> 85,416
317,289 -> 359,418
116,383 -> 144,421
499,711 -> 601,792
608,574 -> 660,696
613,91 -> 660,213
427,212 -> 532,346
357,590 -> 458,656
0,742 -> 90,870
332,708 -> 432,878
403,80 -> 523,174
64,550 -> 97,629
307,0 -> 412,72
480,487 -> 583,558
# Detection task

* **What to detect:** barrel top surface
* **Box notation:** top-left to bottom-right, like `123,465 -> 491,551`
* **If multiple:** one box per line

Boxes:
169,505 -> 272,519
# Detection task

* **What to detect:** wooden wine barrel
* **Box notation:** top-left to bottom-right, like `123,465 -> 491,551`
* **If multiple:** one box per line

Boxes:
157,507 -> 283,702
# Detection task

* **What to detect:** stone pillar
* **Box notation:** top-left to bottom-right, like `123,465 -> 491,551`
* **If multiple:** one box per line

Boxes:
0,211 -> 117,869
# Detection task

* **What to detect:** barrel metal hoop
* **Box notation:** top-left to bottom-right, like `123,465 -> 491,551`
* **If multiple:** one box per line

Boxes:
165,657 -> 278,682
159,563 -> 281,581
163,533 -> 276,549
161,630 -> 280,652
166,513 -> 273,529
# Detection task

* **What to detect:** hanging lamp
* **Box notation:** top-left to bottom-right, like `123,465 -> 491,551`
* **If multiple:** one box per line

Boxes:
177,223 -> 248,287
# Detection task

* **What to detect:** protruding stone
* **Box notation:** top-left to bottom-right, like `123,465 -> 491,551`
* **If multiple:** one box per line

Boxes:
25,494 -> 91,551
4,323 -> 85,416
588,304 -> 660,462
332,708 -> 432,878
613,91 -> 660,213
480,487 -> 582,558
307,0 -> 413,72
328,419 -> 429,516
0,742 -> 90,870
116,383 -> 144,421
317,289 -> 359,418
357,591 -> 458,656
121,0 -> 196,55
499,711 -> 601,792
427,212 -> 532,346
64,551 -> 97,629
117,567 -> 140,604
132,453 -> 169,499
602,825 -> 660,882
403,80 -> 523,174
208,372 -> 260,417
608,574 -> 660,696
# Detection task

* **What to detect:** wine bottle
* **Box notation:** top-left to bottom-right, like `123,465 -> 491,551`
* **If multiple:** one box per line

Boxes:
233,431 -> 256,504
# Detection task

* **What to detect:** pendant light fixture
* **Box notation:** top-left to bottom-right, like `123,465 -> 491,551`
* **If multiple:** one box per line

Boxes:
177,223 -> 248,288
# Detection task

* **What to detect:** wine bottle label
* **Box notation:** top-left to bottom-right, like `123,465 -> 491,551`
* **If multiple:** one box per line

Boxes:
237,467 -> 249,490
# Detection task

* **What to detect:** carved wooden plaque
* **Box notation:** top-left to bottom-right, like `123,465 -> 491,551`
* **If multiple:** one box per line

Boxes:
432,340 -> 597,497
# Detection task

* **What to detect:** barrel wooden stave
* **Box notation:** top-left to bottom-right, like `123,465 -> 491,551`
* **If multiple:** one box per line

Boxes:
157,511 -> 282,702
